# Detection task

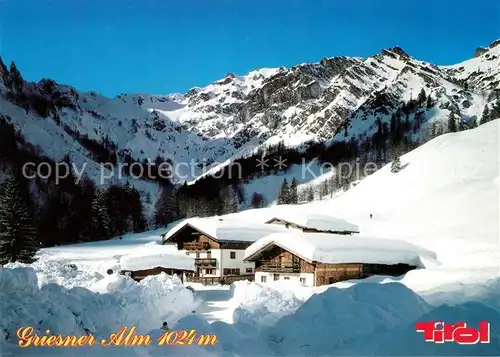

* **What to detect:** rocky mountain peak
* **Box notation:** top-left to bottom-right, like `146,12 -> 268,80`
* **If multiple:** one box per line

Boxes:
389,46 -> 409,57
473,39 -> 500,58
488,39 -> 500,49
474,47 -> 488,58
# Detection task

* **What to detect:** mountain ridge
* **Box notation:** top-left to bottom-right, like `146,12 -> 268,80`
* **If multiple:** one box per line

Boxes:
0,40 -> 499,204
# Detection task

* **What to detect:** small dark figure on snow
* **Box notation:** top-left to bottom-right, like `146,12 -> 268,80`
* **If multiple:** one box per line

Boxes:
161,322 -> 169,331
370,214 -> 373,219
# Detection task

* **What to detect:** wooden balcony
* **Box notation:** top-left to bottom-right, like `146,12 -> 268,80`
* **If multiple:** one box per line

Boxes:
195,258 -> 217,267
260,261 -> 300,273
183,242 -> 203,250
182,242 -> 212,251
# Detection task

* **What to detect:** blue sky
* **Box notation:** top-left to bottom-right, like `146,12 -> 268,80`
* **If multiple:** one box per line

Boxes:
0,0 -> 498,97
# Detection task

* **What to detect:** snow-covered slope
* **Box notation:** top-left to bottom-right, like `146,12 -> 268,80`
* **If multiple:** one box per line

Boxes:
225,119 -> 499,271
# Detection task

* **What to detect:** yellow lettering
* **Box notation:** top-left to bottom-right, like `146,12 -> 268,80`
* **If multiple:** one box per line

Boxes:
17,327 -> 34,348
128,334 -> 151,346
17,327 -> 97,348
76,334 -> 95,347
197,334 -> 217,346
46,335 -> 56,346
156,331 -> 178,345
86,334 -> 96,346
101,329 -> 122,347
60,335 -> 78,347
185,329 -> 196,345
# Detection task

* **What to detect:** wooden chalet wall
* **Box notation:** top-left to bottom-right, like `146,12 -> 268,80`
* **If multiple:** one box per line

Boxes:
169,226 -> 221,250
253,246 -> 314,273
315,263 -> 363,285
198,234 -> 220,249
168,226 -> 252,250
314,262 -> 417,286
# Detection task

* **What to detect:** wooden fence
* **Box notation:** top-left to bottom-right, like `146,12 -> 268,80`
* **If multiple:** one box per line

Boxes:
186,274 -> 254,285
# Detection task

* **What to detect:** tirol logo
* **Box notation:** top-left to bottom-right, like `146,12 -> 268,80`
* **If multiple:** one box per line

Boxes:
415,321 -> 490,344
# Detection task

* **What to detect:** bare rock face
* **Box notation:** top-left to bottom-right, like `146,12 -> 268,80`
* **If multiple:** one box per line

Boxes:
488,39 -> 500,49
474,47 -> 488,58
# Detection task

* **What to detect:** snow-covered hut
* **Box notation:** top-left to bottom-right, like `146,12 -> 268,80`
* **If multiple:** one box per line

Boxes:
265,212 -> 360,234
244,231 -> 433,287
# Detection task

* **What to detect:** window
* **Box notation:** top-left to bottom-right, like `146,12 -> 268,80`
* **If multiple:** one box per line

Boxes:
205,269 -> 214,275
284,277 -> 290,280
196,252 -> 200,258
261,276 -> 267,283
223,268 -> 240,275
203,242 -> 210,250
246,268 -> 253,273
230,251 -> 236,259
300,277 -> 306,284
273,274 -> 280,281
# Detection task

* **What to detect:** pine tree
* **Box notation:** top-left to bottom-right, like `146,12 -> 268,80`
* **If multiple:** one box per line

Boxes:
480,105 -> 490,125
458,118 -> 467,132
426,95 -> 433,109
319,180 -> 329,199
90,189 -> 111,240
306,186 -> 314,202
0,175 -> 39,264
277,178 -> 290,204
251,192 -> 265,209
219,185 -> 238,214
154,186 -> 177,227
128,186 -> 146,232
289,178 -> 298,204
390,114 -> 397,145
391,155 -> 402,173
447,112 -> 457,132
417,88 -> 426,105
491,101 -> 500,120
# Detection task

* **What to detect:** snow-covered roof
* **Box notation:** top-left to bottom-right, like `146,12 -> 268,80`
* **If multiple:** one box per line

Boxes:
244,232 -> 434,267
163,217 -> 290,243
266,212 -> 360,233
120,244 -> 195,271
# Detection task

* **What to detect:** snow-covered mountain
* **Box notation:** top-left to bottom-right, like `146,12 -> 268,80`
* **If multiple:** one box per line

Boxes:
1,40 -> 499,192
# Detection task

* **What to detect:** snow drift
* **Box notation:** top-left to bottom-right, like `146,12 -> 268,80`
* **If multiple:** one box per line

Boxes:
0,267 -> 199,353
119,244 -> 195,272
230,280 -> 316,328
